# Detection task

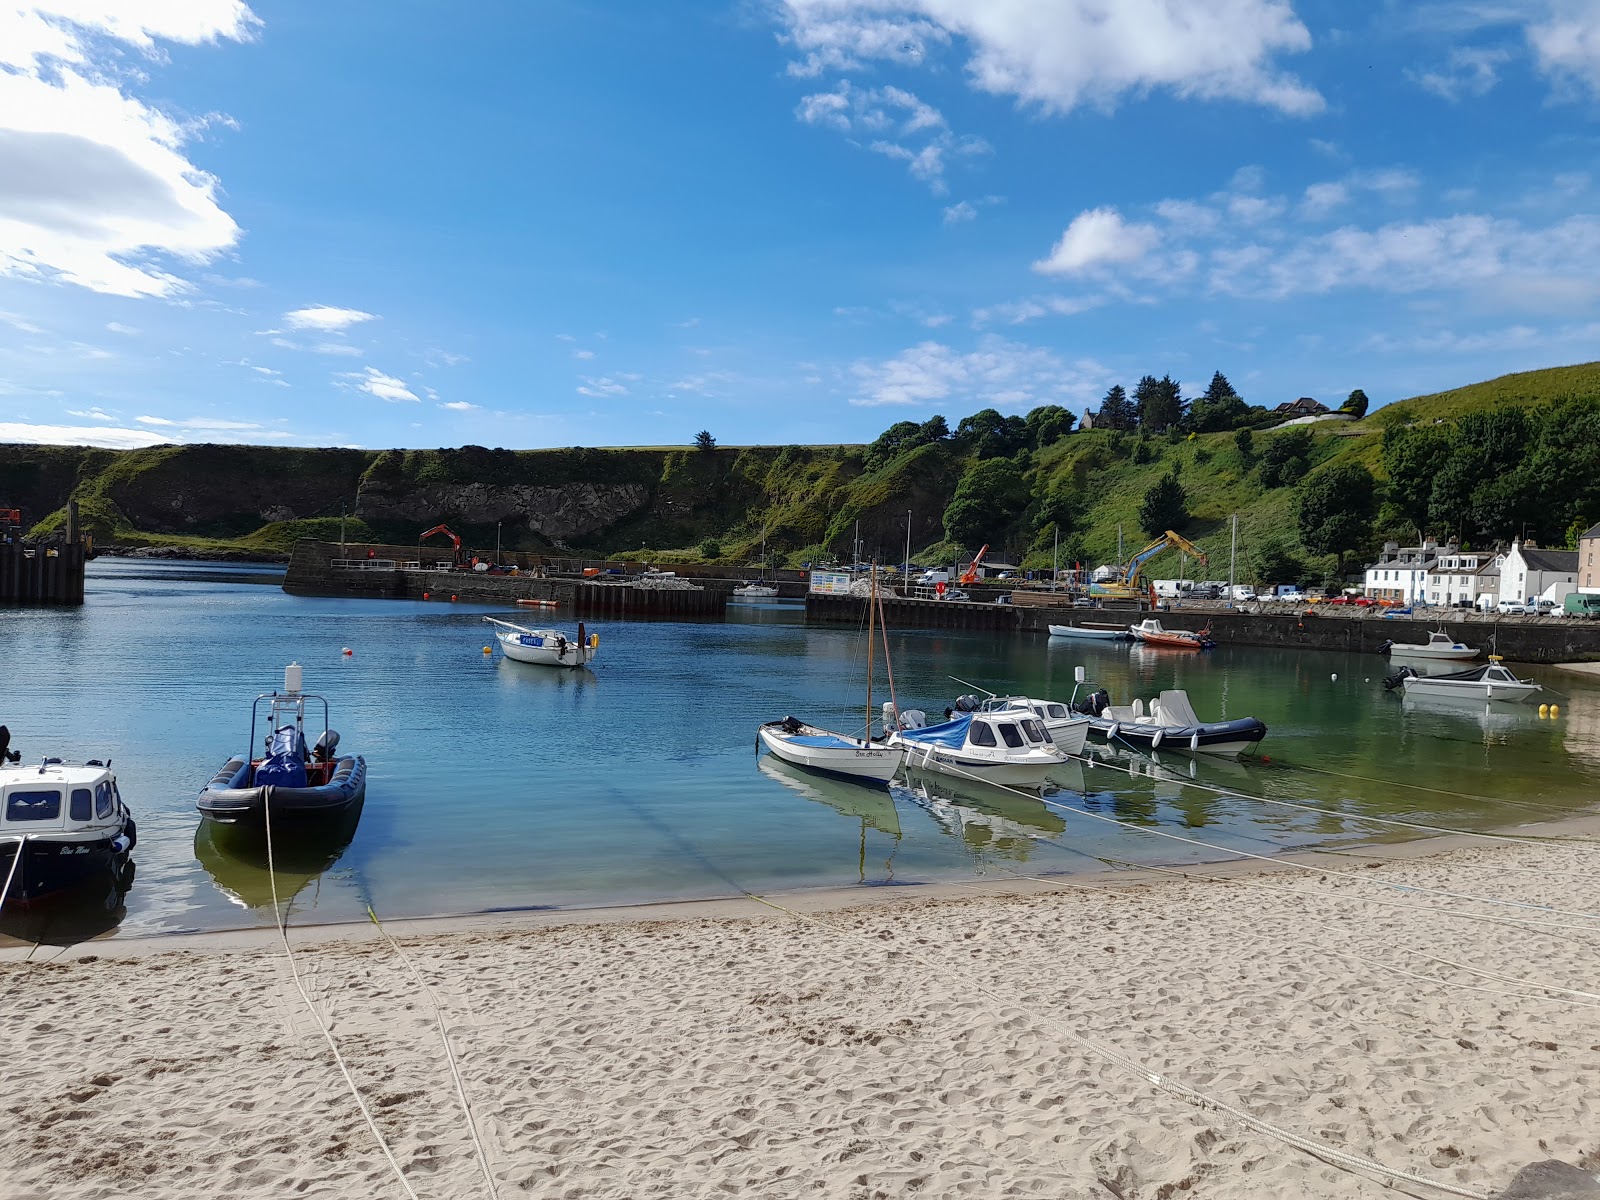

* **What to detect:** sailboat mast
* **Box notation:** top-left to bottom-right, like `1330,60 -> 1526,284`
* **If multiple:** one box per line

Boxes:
865,563 -> 876,742
877,572 -> 898,721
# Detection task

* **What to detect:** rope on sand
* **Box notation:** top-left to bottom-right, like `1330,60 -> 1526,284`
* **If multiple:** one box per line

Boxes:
262,790 -> 420,1200
737,880 -> 1490,1200
366,904 -> 499,1199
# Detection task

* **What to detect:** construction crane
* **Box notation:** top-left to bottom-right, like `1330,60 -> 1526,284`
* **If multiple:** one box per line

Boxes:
957,543 -> 990,586
1090,530 -> 1208,600
419,523 -> 465,567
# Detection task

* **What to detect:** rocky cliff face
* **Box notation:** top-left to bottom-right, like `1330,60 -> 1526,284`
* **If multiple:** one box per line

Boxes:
355,480 -> 652,541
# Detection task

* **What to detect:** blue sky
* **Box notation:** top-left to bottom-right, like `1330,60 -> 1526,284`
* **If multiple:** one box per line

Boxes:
3,1 -> 1600,451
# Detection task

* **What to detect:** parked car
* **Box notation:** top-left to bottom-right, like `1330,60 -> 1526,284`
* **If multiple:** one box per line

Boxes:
1535,599 -> 1558,614
1073,597 -> 1094,608
1497,600 -> 1531,615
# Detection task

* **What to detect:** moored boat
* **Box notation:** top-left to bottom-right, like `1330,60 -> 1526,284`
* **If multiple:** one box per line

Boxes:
1,756 -> 136,905
951,694 -> 1091,755
1384,656 -> 1544,703
1129,618 -> 1215,649
758,718 -> 903,783
888,711 -> 1067,791
197,664 -> 367,826
731,583 -> 779,600
1048,623 -> 1132,641
1378,629 -> 1479,660
487,617 -> 599,667
1072,687 -> 1267,757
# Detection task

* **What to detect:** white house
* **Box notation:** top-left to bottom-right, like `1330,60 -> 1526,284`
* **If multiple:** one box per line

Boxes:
1499,539 -> 1578,605
1580,522 -> 1600,595
1364,540 -> 1451,604
1422,549 -> 1502,607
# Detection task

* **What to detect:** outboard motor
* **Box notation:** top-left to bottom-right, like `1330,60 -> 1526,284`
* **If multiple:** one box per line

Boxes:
1382,665 -> 1417,692
1072,688 -> 1110,717
953,694 -> 981,713
313,729 -> 341,762
900,709 -> 927,730
780,715 -> 804,735
881,701 -> 900,734
1377,639 -> 1393,656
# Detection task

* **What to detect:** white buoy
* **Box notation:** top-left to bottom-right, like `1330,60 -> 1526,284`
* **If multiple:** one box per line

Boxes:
284,662 -> 303,693
1331,673 -> 1338,682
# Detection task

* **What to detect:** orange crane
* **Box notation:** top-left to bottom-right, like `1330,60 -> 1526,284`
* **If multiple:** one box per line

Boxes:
958,543 -> 990,586
420,523 -> 465,567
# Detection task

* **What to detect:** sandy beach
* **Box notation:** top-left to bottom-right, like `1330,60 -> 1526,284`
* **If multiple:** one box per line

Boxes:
5,824 -> 1600,1200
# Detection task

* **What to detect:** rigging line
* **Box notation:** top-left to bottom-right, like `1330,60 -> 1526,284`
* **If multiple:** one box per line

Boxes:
366,906 -> 499,1200
1064,751 -> 1600,865
735,885 -> 1489,1200
929,759 -> 1600,934
262,792 -> 420,1200
1095,856 -> 1600,1007
0,835 -> 25,916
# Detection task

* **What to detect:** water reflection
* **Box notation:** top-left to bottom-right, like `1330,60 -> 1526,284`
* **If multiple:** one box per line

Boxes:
758,758 -> 901,882
899,770 -> 1065,864
194,802 -> 363,911
0,871 -> 131,948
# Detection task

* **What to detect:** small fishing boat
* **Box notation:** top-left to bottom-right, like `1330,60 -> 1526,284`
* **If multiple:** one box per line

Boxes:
1378,629 -> 1478,660
1383,656 -> 1544,703
1048,623 -> 1132,641
731,583 -> 779,600
1,757 -> 136,905
1072,687 -> 1267,757
197,664 -> 367,826
889,711 -> 1067,791
758,565 -> 904,783
948,694 -> 1091,755
487,617 -> 599,667
1129,618 -> 1215,649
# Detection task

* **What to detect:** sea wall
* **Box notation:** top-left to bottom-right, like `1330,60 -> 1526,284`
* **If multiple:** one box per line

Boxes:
805,593 -> 1600,664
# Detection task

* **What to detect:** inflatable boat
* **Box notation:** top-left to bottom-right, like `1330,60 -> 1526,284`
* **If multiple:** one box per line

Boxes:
1072,687 -> 1267,758
197,664 -> 366,827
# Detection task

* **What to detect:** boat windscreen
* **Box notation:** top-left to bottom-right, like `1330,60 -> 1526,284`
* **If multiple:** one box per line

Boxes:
997,722 -> 1024,748
1156,691 -> 1202,726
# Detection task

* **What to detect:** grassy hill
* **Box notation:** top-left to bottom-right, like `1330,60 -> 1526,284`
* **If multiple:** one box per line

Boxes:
3,361 -> 1597,575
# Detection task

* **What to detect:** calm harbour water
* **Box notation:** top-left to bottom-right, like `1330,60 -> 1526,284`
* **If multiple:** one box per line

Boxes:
4,558 -> 1599,940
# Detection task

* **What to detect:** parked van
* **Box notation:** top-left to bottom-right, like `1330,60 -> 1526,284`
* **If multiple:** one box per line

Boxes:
1152,579 -> 1194,599
1273,585 -> 1306,600
918,568 -> 950,587
1228,585 -> 1257,601
1563,593 -> 1600,618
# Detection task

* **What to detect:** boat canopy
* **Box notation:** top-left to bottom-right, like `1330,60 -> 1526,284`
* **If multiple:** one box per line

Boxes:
1151,690 -> 1202,726
783,733 -> 862,748
898,713 -> 973,749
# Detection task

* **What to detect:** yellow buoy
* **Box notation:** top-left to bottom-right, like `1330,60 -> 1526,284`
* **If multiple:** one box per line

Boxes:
483,645 -> 492,655
1539,704 -> 1549,718
1551,703 -> 1561,717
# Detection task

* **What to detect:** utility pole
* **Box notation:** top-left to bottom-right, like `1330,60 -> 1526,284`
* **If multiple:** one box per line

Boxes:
1117,523 -> 1124,563
854,519 -> 860,568
340,501 -> 347,549
496,520 -> 502,563
1052,526 -> 1059,593
904,510 -> 911,578
1228,514 -> 1238,595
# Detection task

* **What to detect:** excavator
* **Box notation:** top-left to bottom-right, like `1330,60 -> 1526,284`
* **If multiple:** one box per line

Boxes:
420,523 -> 466,568
957,543 -> 990,586
1089,530 -> 1208,601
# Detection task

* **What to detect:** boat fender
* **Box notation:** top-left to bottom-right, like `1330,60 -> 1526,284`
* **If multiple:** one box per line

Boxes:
111,835 -> 132,855
1106,722 -> 1120,740
1189,731 -> 1200,752
123,817 -> 137,850
589,633 -> 599,649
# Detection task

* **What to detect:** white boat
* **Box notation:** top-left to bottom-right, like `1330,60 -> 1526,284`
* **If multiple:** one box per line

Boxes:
757,565 -> 904,784
889,711 -> 1067,791
731,583 -> 779,600
1073,687 -> 1268,757
1048,623 -> 1131,641
757,718 -> 903,783
486,617 -> 598,667
2,756 -> 137,904
1129,618 -> 1215,649
1391,657 -> 1543,703
1379,629 -> 1478,660
979,697 -> 1091,755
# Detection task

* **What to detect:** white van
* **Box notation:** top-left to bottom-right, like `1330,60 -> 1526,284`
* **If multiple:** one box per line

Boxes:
1152,579 -> 1194,599
918,568 -> 950,587
1228,585 -> 1257,601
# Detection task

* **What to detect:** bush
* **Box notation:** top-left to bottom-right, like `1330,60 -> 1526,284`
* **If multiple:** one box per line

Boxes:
697,537 -> 723,559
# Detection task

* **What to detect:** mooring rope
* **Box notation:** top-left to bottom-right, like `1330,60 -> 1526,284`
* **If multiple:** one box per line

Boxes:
366,904 -> 499,1199
262,790 -> 420,1200
1268,758 -> 1592,819
736,883 -> 1489,1199
0,835 -> 25,915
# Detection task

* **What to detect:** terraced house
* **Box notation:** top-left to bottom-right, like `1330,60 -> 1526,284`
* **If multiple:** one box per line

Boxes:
1580,523 -> 1600,596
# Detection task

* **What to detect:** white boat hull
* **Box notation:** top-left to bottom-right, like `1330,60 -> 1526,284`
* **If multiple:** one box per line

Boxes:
495,630 -> 596,668
758,725 -> 903,783
1048,624 -> 1129,641
1401,678 -> 1541,703
1041,715 -> 1090,755
1389,646 -> 1479,660
732,585 -> 779,600
895,741 -> 1061,789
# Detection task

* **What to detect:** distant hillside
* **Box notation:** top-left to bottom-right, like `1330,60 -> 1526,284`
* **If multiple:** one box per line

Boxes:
3,360 -> 1597,576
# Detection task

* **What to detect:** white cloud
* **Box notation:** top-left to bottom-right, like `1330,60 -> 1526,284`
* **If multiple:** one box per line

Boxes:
1300,182 -> 1349,219
943,200 -> 977,224
971,294 -> 1105,325
312,341 -> 364,357
0,3 -> 257,297
847,334 -> 1109,408
576,376 -> 629,398
283,305 -> 376,331
105,322 -> 138,335
65,406 -> 116,421
1033,207 -> 1160,276
441,400 -> 480,412
1528,2 -> 1600,95
573,348 -> 595,360
136,414 -> 264,430
1410,46 -> 1512,100
344,366 -> 419,402
0,310 -> 47,334
779,0 -> 1321,115
0,420 -> 168,448
796,80 -> 985,192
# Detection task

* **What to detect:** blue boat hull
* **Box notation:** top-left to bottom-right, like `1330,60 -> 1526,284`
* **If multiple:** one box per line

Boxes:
0,820 -> 136,905
197,756 -> 366,825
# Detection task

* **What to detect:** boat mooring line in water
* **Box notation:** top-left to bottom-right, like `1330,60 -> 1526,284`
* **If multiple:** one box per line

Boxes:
1068,751 -> 1600,864
1263,759 -> 1589,820
365,904 -> 499,1200
1097,856 -> 1600,1009
0,835 -> 25,915
261,792 -> 421,1200
735,885 -> 1490,1199
932,761 -> 1600,935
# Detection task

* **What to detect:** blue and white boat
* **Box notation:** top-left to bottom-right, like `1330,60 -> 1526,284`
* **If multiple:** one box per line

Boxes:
1,757 -> 136,905
888,711 -> 1066,791
758,718 -> 903,784
197,665 -> 366,827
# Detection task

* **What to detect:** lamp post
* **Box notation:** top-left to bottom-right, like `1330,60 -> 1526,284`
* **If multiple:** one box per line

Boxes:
340,501 -> 347,549
904,510 -> 911,577
496,521 -> 502,563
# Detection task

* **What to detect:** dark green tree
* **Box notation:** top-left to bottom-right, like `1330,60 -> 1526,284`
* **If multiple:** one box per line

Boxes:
1296,464 -> 1376,572
1025,404 -> 1074,448
954,408 -> 1028,459
1133,374 -> 1185,433
1259,428 -> 1314,488
1340,389 -> 1370,419
863,420 -> 921,472
1380,424 -> 1450,531
1234,427 -> 1255,463
1251,537 -> 1304,586
1188,371 -> 1249,432
918,414 -> 950,442
1138,473 -> 1189,537
694,430 -> 716,452
698,536 -> 723,559
1097,384 -> 1135,430
941,459 -> 1031,546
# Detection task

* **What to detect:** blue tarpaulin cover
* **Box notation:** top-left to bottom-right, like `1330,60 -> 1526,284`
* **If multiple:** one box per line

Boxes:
897,713 -> 972,749
785,734 -> 860,748
255,725 -> 308,789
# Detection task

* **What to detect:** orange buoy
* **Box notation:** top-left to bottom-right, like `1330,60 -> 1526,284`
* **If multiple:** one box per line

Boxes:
342,647 -> 353,657
482,645 -> 492,655
451,594 -> 458,602
423,591 -> 430,600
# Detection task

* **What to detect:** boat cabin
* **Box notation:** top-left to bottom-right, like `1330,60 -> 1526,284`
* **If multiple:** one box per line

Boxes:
1,762 -> 120,835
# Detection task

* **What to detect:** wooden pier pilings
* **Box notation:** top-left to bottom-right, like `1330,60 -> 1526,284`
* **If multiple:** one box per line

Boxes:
1,541 -> 86,605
